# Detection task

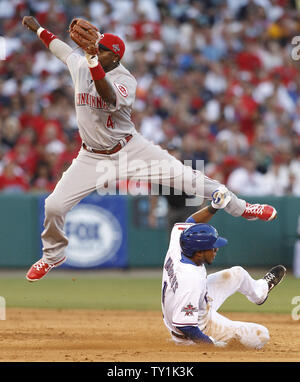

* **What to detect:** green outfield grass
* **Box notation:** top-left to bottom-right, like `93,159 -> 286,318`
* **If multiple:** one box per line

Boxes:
0,270 -> 298,313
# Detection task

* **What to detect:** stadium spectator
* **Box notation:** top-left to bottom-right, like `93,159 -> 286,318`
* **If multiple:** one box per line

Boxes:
30,161 -> 54,193
216,121 -> 249,156
227,153 -> 269,196
0,0 -> 300,197
290,148 -> 300,196
0,161 -> 29,193
263,154 -> 292,196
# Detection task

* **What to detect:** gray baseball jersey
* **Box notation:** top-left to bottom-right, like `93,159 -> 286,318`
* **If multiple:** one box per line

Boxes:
66,52 -> 138,149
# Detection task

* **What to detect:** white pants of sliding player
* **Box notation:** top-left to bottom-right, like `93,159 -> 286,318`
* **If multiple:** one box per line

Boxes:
174,266 -> 270,349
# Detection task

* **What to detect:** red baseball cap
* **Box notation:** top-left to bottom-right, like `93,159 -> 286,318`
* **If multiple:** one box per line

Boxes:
98,33 -> 125,59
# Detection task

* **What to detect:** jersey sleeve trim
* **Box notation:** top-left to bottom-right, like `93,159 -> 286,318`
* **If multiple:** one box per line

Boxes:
172,321 -> 198,327
185,216 -> 196,223
177,326 -> 213,344
38,28 -> 57,48
174,223 -> 194,226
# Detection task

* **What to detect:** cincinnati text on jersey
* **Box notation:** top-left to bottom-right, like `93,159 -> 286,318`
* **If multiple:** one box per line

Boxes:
76,92 -> 110,110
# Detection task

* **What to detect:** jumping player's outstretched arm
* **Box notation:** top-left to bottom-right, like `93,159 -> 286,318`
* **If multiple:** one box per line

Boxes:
22,16 -> 74,64
22,16 -> 114,105
186,205 -> 218,224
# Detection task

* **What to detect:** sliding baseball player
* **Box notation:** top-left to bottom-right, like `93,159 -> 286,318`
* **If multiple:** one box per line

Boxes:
162,194 -> 286,348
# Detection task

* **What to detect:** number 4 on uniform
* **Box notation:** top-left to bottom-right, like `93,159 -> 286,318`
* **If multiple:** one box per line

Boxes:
106,115 -> 114,129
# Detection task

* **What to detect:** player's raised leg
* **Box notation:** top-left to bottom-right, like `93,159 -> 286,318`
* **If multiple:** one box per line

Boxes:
203,175 -> 277,221
206,266 -> 269,310
203,265 -> 286,348
207,265 -> 286,308
203,266 -> 272,348
122,135 -> 277,221
26,149 -> 115,282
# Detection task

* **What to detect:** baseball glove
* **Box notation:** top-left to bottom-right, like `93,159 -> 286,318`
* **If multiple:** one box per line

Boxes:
69,18 -> 101,55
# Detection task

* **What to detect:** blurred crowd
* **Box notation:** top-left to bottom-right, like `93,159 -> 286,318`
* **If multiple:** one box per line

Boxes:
1,0 -> 300,196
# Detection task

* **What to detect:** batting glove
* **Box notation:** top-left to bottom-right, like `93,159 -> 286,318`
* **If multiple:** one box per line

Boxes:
211,185 -> 231,210
85,52 -> 99,68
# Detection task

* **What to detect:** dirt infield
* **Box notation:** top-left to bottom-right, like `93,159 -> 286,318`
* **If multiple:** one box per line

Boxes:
0,308 -> 299,362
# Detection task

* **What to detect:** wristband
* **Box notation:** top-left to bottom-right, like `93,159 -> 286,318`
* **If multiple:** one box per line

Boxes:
37,27 -> 45,37
89,63 -> 106,81
37,28 -> 57,48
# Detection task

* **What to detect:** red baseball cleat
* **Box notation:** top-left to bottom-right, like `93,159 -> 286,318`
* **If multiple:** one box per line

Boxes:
242,203 -> 277,221
26,258 -> 65,282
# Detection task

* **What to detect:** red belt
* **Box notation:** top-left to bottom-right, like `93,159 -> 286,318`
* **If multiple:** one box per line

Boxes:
82,135 -> 133,155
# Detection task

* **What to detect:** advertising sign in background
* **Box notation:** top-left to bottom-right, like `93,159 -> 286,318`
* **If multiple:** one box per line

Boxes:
0,194 -> 298,269
38,193 -> 128,269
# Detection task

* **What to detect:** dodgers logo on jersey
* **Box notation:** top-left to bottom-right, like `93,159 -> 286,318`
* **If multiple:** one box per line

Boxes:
114,82 -> 128,97
181,303 -> 198,316
64,204 -> 122,268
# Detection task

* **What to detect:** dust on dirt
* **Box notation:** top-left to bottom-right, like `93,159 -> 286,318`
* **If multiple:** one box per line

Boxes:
0,308 -> 298,362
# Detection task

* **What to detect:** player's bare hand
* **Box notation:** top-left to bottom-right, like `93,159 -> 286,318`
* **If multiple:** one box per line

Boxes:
209,336 -> 227,347
22,16 -> 41,33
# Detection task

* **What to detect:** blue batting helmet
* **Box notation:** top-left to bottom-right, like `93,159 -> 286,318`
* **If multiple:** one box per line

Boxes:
180,223 -> 228,257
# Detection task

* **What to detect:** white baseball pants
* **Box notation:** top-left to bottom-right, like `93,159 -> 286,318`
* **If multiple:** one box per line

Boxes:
172,266 -> 269,349
41,134 -> 246,264
204,266 -> 270,349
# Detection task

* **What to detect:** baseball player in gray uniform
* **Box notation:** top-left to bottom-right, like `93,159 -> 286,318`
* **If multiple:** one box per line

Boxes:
22,16 -> 277,282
